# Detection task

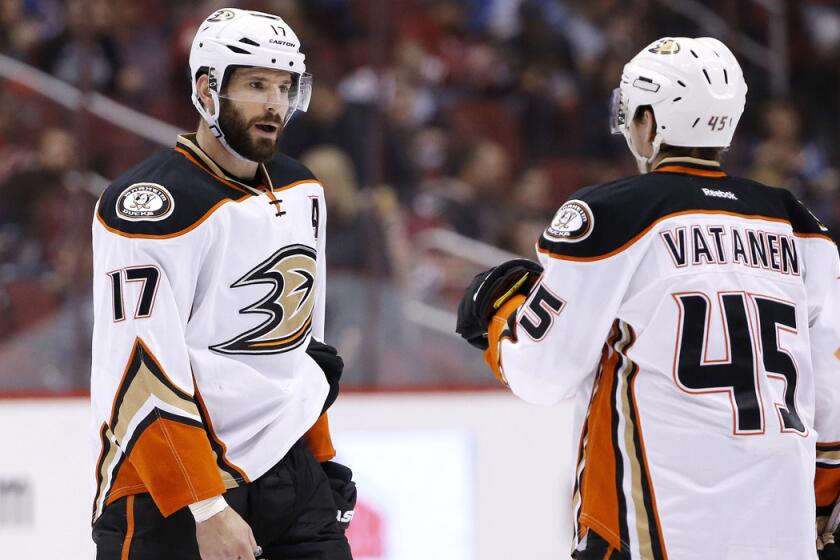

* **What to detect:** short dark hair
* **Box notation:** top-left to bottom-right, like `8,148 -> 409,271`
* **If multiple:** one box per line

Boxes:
633,106 -> 725,162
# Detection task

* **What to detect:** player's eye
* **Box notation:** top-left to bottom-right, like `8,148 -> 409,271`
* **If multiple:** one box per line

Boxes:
278,84 -> 290,94
249,81 -> 265,89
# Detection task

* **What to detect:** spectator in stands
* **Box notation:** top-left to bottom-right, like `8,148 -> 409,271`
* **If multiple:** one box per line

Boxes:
282,75 -> 376,187
0,0 -> 44,60
0,127 -> 93,338
4,0 -> 840,389
36,0 -> 121,93
302,144 -> 410,282
749,98 -> 839,223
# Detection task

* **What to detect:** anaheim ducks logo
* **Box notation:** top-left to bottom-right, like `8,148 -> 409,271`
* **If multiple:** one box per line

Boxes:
544,200 -> 594,243
211,245 -> 317,354
116,183 -> 174,221
648,38 -> 680,55
207,9 -> 236,22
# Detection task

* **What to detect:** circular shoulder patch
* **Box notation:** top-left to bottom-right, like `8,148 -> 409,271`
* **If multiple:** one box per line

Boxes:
544,200 -> 594,243
116,183 -> 174,222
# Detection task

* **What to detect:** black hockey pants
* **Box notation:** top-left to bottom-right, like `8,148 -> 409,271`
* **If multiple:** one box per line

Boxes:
92,438 -> 352,560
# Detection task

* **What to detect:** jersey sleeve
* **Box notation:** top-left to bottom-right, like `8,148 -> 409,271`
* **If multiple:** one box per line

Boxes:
807,239 -> 840,528
91,203 -> 224,517
484,191 -> 650,405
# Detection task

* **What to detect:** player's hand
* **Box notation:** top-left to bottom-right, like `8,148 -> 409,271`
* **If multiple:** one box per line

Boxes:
456,259 -> 543,350
195,505 -> 259,560
306,339 -> 344,413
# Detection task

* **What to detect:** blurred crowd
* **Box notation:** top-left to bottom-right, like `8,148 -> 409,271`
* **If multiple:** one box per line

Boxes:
1,0 -> 840,387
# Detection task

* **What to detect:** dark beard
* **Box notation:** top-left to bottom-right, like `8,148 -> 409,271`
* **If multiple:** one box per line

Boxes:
218,98 -> 284,163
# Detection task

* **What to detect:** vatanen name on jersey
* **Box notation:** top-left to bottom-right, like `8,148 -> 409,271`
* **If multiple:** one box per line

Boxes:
660,223 -> 799,274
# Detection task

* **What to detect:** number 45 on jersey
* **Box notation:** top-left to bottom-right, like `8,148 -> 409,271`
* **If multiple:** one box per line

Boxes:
673,291 -> 805,437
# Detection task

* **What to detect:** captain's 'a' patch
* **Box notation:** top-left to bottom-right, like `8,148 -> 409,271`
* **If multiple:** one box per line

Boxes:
116,183 -> 174,221
544,200 -> 594,243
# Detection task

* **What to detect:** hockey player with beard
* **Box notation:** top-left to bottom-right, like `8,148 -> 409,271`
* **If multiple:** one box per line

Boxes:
90,8 -> 354,560
457,37 -> 840,559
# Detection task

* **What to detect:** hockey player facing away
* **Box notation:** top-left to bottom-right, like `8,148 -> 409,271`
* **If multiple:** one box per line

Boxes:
90,9 -> 354,560
457,37 -> 840,559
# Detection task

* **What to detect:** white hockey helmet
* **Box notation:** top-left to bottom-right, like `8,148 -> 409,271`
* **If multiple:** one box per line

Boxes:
610,37 -> 747,172
189,8 -> 312,160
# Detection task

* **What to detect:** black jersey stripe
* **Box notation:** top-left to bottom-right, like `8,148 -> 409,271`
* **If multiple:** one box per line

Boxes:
610,326 -> 631,551
109,338 -> 195,430
621,322 -> 668,560
540,209 -> 834,263
91,422 -> 113,524
194,381 -> 249,486
97,134 -> 318,238
539,171 -> 833,261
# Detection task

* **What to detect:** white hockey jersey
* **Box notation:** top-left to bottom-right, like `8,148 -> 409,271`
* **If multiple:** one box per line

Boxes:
484,158 -> 840,559
90,135 -> 333,522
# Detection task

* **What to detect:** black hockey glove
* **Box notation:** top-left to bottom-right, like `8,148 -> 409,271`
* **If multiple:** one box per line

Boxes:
322,460 -> 357,531
456,258 -> 543,350
306,339 -> 343,413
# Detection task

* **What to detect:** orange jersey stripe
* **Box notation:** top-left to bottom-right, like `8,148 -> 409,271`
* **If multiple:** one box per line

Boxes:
176,147 -> 320,195
305,413 -> 337,463
655,165 -> 727,178
174,147 -> 253,194
121,495 -> 135,560
275,179 -> 321,193
106,460 -> 146,507
107,338 -> 192,426
251,316 -> 313,347
816,467 -> 840,508
193,382 -> 250,484
579,343 -> 623,550
128,417 -> 225,517
96,198 -> 240,240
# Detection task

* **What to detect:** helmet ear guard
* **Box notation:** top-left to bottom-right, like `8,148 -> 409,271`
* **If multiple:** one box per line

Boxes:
610,89 -> 664,174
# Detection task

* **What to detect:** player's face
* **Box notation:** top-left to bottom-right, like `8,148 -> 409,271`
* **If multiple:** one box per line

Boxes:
218,68 -> 293,162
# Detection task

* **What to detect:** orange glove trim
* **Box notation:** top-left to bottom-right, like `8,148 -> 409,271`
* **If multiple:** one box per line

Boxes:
483,294 -> 527,386
304,413 -> 337,462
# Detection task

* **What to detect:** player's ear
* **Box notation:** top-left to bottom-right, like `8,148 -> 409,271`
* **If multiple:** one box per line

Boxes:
196,74 -> 212,110
645,108 -> 658,143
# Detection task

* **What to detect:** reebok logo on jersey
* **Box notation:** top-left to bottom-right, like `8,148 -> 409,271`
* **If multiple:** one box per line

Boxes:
544,200 -> 594,243
116,183 -> 174,221
701,188 -> 738,200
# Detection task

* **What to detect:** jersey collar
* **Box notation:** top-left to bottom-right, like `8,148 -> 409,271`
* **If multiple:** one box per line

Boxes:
653,156 -> 727,178
175,134 -> 274,195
